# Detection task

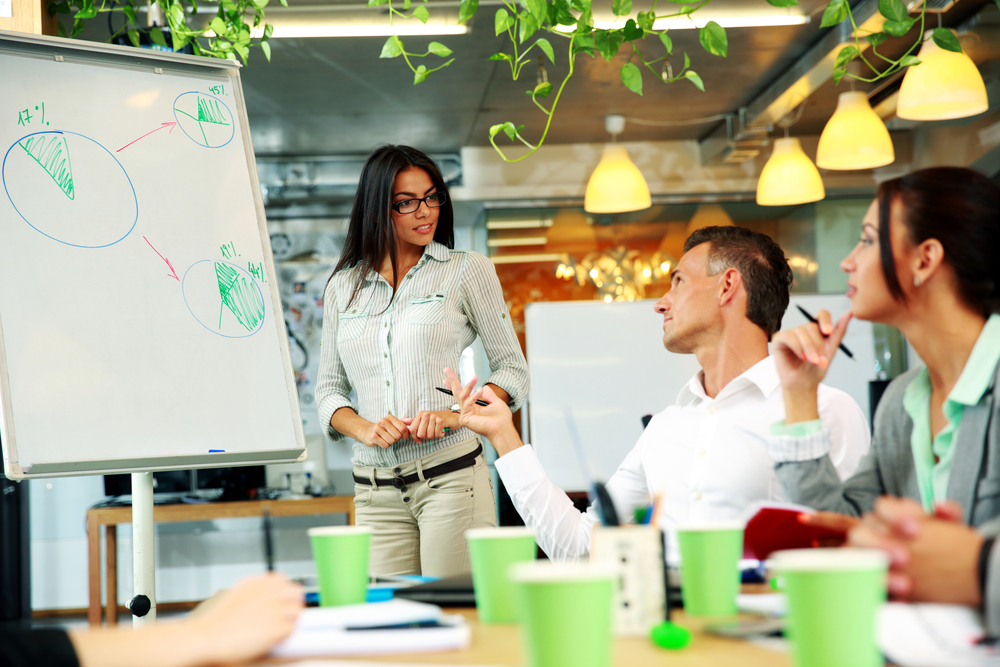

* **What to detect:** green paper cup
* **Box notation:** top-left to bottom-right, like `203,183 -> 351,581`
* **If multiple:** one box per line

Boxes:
771,548 -> 888,667
509,562 -> 617,667
676,522 -> 743,617
466,527 -> 537,624
307,526 -> 371,607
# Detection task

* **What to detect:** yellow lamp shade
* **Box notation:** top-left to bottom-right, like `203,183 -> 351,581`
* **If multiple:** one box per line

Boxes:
816,91 -> 895,170
584,145 -> 652,213
756,137 -> 825,206
897,30 -> 988,121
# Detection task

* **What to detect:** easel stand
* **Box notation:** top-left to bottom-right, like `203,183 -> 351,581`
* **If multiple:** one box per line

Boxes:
131,472 -> 156,626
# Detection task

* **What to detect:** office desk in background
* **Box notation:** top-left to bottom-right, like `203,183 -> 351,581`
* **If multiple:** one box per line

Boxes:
254,608 -> 788,666
86,496 -> 355,626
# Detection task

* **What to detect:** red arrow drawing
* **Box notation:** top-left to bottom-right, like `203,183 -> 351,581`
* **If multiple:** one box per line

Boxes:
144,236 -> 180,282
117,122 -> 176,153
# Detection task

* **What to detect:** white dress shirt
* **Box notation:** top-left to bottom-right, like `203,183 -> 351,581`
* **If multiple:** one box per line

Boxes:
495,356 -> 870,562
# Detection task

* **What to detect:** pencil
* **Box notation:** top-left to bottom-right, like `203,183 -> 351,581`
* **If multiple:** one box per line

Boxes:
435,386 -> 490,407
795,305 -> 854,359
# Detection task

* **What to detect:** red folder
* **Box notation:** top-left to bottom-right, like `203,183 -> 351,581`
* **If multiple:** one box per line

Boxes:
743,505 -> 846,560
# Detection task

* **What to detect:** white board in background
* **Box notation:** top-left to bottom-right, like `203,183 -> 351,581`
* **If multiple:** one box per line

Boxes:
0,32 -> 305,478
524,295 -> 875,492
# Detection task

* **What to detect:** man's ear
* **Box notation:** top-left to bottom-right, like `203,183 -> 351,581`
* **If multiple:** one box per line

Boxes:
718,267 -> 743,307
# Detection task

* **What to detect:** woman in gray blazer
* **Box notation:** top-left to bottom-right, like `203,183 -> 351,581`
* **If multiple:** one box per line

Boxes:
767,166 -> 1000,529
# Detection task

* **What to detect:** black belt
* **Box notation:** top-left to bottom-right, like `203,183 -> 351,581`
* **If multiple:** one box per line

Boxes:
353,443 -> 483,489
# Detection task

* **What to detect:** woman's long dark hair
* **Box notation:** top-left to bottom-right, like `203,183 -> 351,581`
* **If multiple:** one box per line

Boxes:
877,166 -> 1000,317
332,145 -> 455,310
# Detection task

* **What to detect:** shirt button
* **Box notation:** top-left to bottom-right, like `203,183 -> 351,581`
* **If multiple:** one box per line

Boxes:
384,353 -> 388,358
501,313 -> 506,319
386,380 -> 390,386
406,275 -> 412,279
708,405 -> 717,414
352,309 -> 357,314
385,322 -> 388,327
694,493 -> 702,500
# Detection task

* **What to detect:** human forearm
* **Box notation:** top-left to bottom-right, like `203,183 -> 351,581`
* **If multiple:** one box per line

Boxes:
330,407 -> 372,442
485,383 -> 511,406
70,623 -> 212,667
782,386 -> 820,423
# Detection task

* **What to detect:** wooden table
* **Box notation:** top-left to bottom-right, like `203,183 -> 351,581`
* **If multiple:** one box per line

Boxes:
256,608 -> 789,666
86,496 -> 355,627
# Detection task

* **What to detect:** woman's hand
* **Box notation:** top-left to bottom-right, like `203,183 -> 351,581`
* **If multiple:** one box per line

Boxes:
362,415 -> 410,449
443,367 -> 523,456
402,410 -> 457,444
798,510 -> 859,546
773,310 -> 852,392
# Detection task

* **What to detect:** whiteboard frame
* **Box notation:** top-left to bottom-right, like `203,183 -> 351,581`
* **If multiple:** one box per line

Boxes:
0,30 -> 306,478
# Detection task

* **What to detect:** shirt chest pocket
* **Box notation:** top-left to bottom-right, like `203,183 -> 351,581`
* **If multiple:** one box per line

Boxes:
337,307 -> 370,342
407,291 -> 447,326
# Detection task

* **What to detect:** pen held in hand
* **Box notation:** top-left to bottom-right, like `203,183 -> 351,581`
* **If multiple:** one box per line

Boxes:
435,386 -> 490,407
795,305 -> 854,359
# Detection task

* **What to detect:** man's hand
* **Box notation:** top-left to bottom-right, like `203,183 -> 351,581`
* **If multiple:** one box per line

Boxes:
847,496 -> 983,605
443,367 -> 523,456
361,414 -> 410,449
772,309 -> 852,422
403,410 -> 456,444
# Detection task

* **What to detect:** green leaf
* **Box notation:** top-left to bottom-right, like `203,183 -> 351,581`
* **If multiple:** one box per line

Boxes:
367,0 -> 388,6
698,20 -> 726,57
495,8 -> 514,35
899,55 -> 921,67
620,61 -> 642,95
611,0 -> 630,17
47,2 -> 70,16
519,12 -> 539,43
210,16 -> 226,34
548,0 -> 575,26
74,3 -> 96,19
594,29 -> 624,63
489,51 -> 514,62
169,4 -> 184,27
576,8 -> 592,31
56,18 -> 67,38
457,0 -> 477,23
765,0 -> 798,6
380,35 -> 404,58
659,31 -> 672,54
148,27 -> 166,46
403,0 -> 411,8
535,37 -> 554,63
570,0 -> 589,12
685,69 -> 704,91
834,44 -> 858,70
623,18 -> 643,41
678,5 -> 694,15
261,40 -> 271,61
832,66 -> 847,85
234,42 -> 248,63
882,17 -> 915,37
489,124 -> 503,138
171,30 -> 189,52
532,81 -> 553,98
525,0 -> 544,24
636,10 -> 654,31
428,41 -> 452,57
878,0 -> 908,23
263,23 -> 274,40
866,32 -> 887,48
572,32 -> 595,57
932,27 -> 962,53
127,27 -> 139,46
414,65 -> 429,84
502,122 -> 520,140
70,17 -> 84,35
122,3 -> 135,24
683,50 -> 690,69
412,4 -> 429,23
819,0 -> 848,28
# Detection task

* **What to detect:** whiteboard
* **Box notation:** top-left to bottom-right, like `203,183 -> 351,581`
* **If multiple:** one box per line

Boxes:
524,295 -> 875,491
0,32 -> 305,478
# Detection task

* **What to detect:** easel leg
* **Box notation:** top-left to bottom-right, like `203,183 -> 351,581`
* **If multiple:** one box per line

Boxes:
132,472 -> 156,626
106,524 -> 118,626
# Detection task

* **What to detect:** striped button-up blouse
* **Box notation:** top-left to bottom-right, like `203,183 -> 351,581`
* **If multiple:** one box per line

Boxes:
315,241 -> 529,467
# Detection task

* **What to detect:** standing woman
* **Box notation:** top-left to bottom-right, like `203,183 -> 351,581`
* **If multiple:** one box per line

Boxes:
316,145 -> 528,577
767,166 -> 1000,528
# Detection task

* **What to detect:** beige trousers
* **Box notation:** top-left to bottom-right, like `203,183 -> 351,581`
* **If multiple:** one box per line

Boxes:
353,436 -> 497,577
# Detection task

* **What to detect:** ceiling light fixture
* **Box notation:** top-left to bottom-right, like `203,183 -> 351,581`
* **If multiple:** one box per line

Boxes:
555,12 -> 808,33
897,29 -> 988,121
246,22 -> 468,38
756,137 -> 825,206
816,91 -> 895,170
584,115 -> 651,214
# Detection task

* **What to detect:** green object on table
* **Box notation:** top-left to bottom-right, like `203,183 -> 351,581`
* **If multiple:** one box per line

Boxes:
308,526 -> 372,606
510,562 -> 616,667
650,621 -> 691,649
466,527 -> 537,623
676,523 -> 744,616
771,548 -> 888,667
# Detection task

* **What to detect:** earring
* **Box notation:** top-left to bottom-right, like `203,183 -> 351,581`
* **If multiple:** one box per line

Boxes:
913,275 -> 921,287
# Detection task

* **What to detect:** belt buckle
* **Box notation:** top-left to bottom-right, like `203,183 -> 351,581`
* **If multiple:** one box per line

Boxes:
392,476 -> 406,490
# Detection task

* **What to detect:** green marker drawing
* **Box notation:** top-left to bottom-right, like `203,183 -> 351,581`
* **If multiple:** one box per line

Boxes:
215,261 -> 264,332
19,133 -> 74,200
175,95 -> 230,147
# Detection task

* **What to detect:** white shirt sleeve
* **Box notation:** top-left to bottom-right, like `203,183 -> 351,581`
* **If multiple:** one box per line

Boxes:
494,436 -> 653,561
817,385 -> 871,481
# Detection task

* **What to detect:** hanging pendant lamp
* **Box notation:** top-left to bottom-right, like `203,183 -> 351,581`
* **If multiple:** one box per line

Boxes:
816,91 -> 895,170
897,30 -> 988,121
756,137 -> 825,206
584,115 -> 652,214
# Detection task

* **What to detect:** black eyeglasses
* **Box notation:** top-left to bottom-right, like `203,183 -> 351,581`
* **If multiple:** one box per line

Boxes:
392,191 -> 447,214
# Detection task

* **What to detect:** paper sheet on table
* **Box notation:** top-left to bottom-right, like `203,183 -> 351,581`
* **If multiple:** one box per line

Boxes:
878,603 -> 999,667
270,599 -> 471,659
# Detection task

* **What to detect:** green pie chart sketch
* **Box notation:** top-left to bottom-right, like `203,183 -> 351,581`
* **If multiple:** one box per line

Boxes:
183,259 -> 265,338
172,92 -> 235,148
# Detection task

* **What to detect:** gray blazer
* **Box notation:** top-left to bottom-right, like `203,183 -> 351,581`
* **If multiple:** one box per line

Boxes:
775,359 -> 1000,527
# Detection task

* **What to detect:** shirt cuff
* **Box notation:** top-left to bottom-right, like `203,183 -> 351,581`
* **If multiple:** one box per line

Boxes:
768,419 -> 830,462
494,444 -> 546,494
317,395 -> 357,442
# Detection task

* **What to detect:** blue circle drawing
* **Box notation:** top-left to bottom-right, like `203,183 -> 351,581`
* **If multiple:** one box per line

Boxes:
172,92 -> 235,149
2,131 -> 138,248
183,259 -> 266,338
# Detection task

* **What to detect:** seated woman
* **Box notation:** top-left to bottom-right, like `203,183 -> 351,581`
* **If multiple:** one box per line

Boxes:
768,166 -> 1000,529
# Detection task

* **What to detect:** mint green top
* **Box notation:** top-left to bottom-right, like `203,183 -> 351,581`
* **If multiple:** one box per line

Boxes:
904,314 -> 1000,512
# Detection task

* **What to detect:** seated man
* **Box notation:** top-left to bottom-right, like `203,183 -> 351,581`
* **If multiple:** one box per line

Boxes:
444,226 -> 871,561
847,495 -> 1000,637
